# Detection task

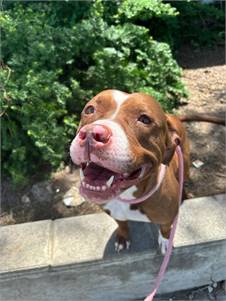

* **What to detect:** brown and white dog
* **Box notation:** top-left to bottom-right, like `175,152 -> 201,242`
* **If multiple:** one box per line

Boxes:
69,89 -> 215,254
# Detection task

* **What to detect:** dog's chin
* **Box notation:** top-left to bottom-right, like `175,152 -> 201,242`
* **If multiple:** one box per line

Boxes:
79,161 -> 152,204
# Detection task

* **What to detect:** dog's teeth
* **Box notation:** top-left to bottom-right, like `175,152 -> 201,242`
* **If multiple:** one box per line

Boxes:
139,167 -> 145,178
83,182 -> 108,191
79,169 -> 85,180
106,175 -> 114,188
101,185 -> 107,191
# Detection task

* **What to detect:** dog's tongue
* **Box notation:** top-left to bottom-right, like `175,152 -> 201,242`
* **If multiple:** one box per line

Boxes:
83,162 -> 115,182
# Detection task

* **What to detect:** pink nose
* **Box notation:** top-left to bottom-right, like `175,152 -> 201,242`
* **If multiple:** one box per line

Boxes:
78,124 -> 112,146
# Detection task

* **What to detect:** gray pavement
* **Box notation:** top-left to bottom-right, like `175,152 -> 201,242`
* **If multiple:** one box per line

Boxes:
0,194 -> 225,301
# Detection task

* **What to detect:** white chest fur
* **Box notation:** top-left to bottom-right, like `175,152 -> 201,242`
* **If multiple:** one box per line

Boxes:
103,186 -> 150,222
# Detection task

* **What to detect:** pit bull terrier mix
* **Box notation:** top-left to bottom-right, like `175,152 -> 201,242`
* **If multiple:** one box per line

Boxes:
69,89 -> 202,254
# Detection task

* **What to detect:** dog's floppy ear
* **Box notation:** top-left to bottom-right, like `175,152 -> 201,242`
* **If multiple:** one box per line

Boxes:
162,118 -> 181,165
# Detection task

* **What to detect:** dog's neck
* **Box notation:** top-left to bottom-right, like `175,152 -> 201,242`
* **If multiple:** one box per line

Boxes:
118,164 -> 165,203
102,164 -> 166,223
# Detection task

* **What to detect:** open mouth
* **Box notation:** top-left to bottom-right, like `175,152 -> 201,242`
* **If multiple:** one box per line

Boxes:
79,161 -> 150,204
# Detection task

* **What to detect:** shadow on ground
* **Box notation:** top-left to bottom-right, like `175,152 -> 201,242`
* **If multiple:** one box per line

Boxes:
176,45 -> 225,69
103,222 -> 159,258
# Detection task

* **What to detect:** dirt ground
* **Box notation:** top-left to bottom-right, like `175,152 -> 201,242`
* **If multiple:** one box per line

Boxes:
1,46 -> 225,226
176,65 -> 226,198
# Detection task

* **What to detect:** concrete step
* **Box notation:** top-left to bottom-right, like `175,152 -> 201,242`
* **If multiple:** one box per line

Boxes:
0,194 -> 225,301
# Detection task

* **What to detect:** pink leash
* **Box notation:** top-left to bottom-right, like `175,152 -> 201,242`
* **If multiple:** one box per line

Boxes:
120,146 -> 184,301
143,146 -> 184,300
143,146 -> 184,301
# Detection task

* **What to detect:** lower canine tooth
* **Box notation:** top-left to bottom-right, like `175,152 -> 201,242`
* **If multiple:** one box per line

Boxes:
80,169 -> 84,180
139,167 -> 145,178
106,175 -> 114,188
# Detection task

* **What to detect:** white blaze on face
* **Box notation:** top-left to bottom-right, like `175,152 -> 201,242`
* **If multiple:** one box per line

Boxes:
110,90 -> 129,119
92,119 -> 132,172
89,91 -> 132,172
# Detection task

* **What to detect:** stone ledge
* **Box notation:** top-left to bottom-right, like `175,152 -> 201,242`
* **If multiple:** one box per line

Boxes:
0,194 -> 225,301
0,219 -> 52,274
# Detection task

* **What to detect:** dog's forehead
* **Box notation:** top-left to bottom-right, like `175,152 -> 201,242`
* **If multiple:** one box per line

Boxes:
92,89 -> 165,121
117,92 -> 165,118
92,89 -> 116,110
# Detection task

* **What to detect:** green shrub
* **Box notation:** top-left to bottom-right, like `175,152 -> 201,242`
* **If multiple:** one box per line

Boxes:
1,0 -> 187,185
116,0 -> 225,49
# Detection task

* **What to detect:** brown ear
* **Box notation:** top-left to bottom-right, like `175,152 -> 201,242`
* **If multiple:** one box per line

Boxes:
162,124 -> 181,165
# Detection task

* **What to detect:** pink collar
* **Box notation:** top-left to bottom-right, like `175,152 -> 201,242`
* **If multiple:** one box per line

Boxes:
118,164 -> 167,204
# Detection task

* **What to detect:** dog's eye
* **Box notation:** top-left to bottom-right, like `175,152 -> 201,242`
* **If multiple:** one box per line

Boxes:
84,105 -> 95,115
138,114 -> 152,125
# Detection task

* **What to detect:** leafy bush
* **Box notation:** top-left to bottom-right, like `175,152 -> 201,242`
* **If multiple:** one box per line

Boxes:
1,0 -> 187,184
117,0 -> 225,49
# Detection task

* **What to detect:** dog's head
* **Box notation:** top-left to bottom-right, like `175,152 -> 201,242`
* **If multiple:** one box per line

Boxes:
70,90 -> 179,203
